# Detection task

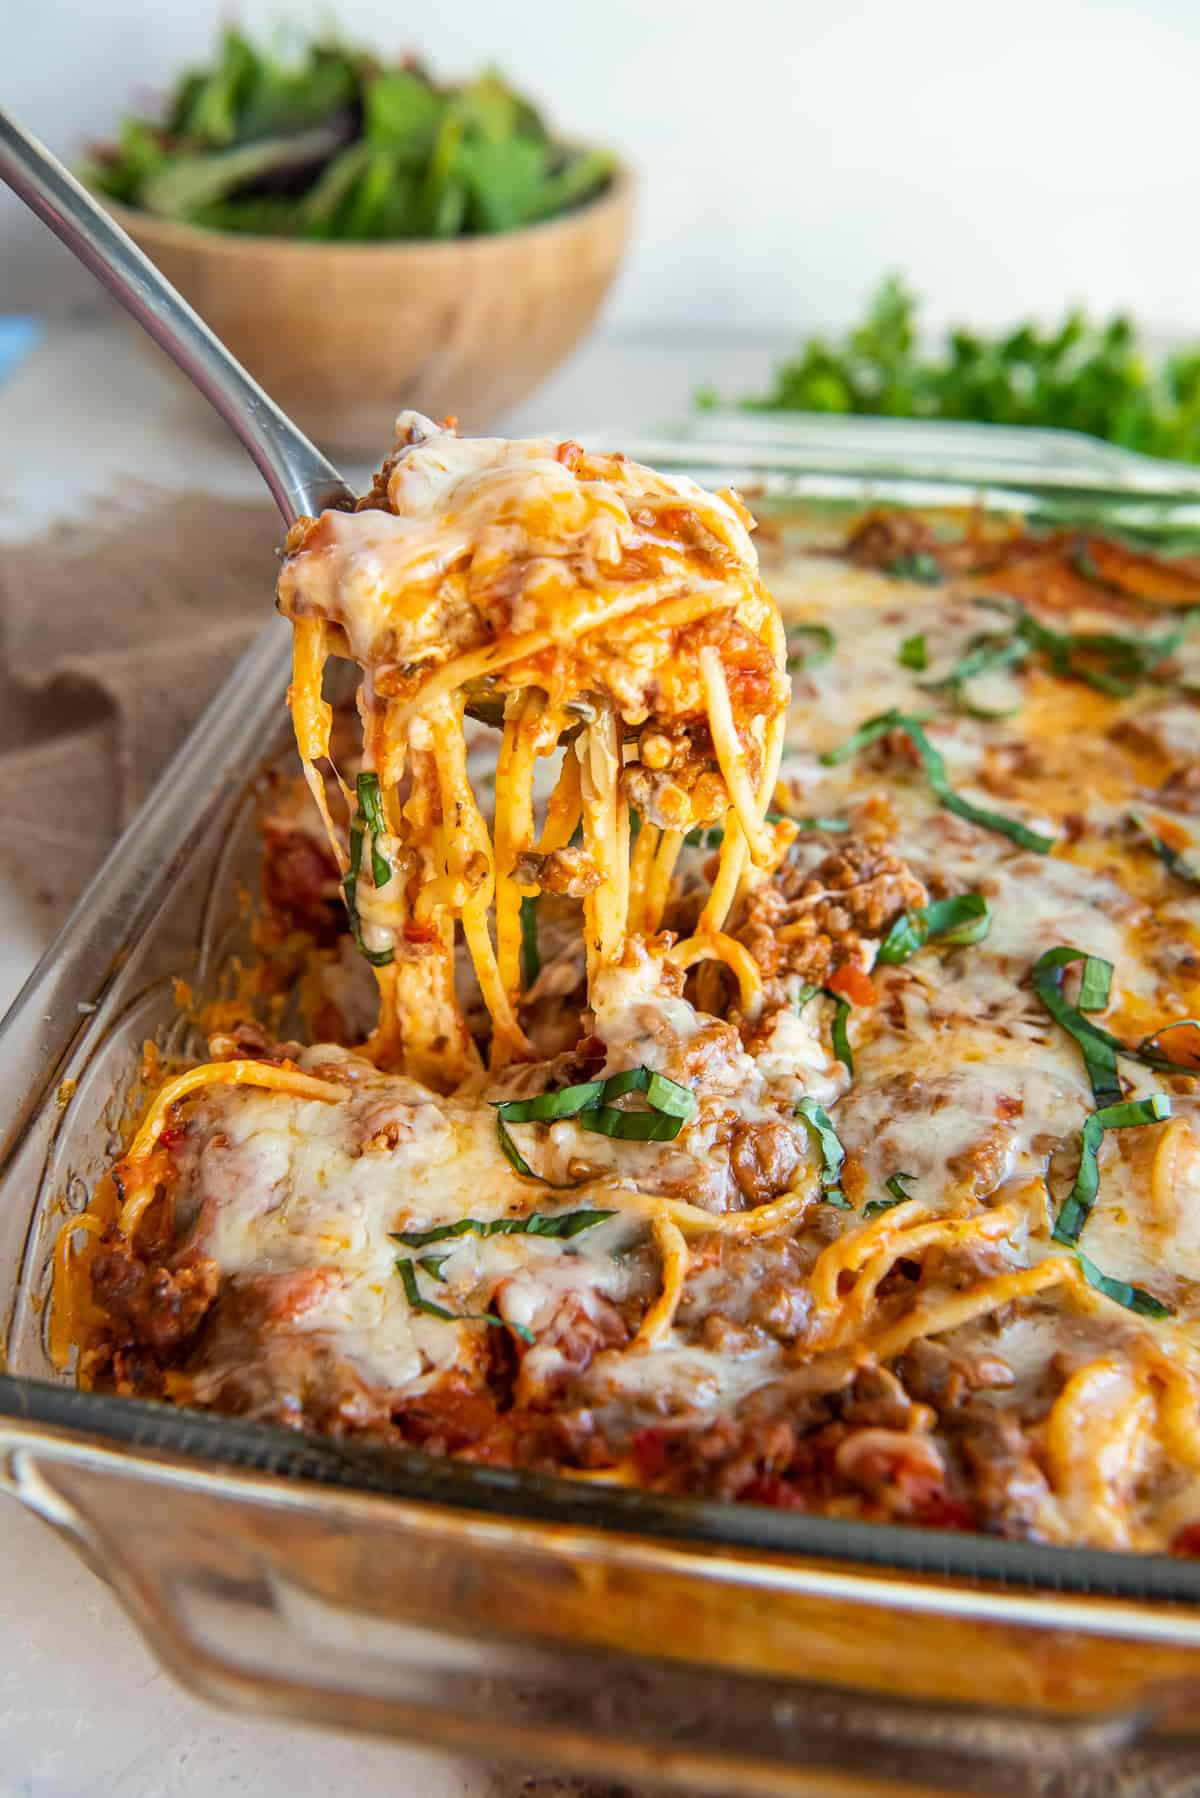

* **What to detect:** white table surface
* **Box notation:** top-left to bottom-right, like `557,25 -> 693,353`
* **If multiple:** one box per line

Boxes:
0,313 -> 784,1798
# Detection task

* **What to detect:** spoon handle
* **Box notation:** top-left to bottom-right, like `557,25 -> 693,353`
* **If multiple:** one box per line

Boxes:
0,108 -> 355,524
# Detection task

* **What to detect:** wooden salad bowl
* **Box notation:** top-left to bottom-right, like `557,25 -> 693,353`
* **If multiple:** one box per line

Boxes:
104,167 -> 632,452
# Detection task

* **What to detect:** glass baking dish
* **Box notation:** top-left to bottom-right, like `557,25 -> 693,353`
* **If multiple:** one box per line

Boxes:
6,415 -> 1200,1796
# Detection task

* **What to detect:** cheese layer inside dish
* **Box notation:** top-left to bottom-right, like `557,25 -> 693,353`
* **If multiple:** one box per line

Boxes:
55,416 -> 1200,1553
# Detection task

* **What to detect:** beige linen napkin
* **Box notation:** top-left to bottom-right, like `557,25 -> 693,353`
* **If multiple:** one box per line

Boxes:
0,486 -> 279,939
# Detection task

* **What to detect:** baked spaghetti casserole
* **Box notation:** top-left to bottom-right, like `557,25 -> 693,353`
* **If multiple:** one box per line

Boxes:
53,413 -> 1200,1554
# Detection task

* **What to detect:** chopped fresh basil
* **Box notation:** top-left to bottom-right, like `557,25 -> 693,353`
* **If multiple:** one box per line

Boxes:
1077,954 -> 1113,1013
519,895 -> 541,987
899,632 -> 929,671
574,1105 -> 685,1141
827,992 -> 854,1075
396,1256 -> 535,1343
393,1208 -> 615,1248
494,1065 -> 697,1178
343,771 -> 394,967
864,1170 -> 918,1216
1129,812 -> 1200,885
887,552 -> 943,584
976,596 -> 1198,698
1034,945 -> 1200,1098
793,816 -> 851,833
356,770 -> 391,889
923,630 -> 1027,718
1032,946 -> 1123,1104
496,1078 -> 607,1123
821,710 -> 1055,853
600,1066 -> 693,1117
875,893 -> 990,966
1073,1247 -> 1172,1318
496,1111 -> 540,1179
820,710 -> 917,766
1052,1094 -> 1171,1245
795,1096 -> 851,1207
794,985 -> 853,1073
417,1253 -> 450,1281
786,623 -> 835,671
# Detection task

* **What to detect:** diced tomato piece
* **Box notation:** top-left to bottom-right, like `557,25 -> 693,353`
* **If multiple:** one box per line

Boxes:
826,962 -> 877,1006
914,1494 -> 975,1532
1146,1021 -> 1200,1070
1170,1522 -> 1200,1557
402,920 -> 442,947
738,1474 -> 809,1511
632,1427 -> 670,1480
399,1381 -> 503,1454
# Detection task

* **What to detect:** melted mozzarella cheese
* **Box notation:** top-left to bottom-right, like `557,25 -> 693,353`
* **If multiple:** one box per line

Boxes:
278,411 -> 761,667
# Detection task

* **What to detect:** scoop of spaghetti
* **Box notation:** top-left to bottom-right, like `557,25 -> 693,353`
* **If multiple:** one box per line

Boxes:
278,412 -> 791,1086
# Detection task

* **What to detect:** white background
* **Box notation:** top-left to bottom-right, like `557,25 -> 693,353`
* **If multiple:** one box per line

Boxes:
3,0 -> 1200,337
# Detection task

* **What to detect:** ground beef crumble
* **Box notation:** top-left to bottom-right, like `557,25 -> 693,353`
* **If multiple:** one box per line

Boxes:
732,837 -> 927,1000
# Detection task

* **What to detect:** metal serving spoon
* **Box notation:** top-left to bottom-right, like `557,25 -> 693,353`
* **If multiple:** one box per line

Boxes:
0,107 -> 354,524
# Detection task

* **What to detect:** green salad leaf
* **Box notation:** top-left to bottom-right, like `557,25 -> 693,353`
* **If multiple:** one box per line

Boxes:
84,28 -> 613,241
